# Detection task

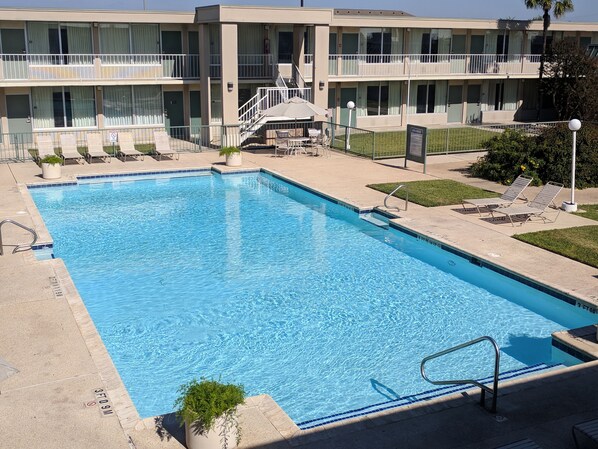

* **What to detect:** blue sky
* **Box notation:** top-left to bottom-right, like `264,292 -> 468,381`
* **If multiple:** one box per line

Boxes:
0,0 -> 596,22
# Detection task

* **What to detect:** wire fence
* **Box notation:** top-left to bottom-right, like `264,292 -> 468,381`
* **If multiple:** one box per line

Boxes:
0,121 -> 565,163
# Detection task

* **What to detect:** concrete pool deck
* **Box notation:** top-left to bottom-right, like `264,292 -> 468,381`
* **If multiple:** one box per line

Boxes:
1,150 -> 598,449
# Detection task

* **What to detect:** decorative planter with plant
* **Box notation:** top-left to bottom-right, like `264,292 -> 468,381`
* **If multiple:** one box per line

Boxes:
175,378 -> 245,449
219,147 -> 242,167
40,155 -> 62,180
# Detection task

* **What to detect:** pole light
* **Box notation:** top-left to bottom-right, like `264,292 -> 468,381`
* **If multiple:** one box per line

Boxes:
346,100 -> 355,151
562,119 -> 581,212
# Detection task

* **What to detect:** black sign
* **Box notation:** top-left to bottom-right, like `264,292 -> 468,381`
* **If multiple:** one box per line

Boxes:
406,125 -> 427,164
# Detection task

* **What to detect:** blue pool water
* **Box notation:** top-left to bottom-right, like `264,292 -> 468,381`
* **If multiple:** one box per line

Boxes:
30,172 -> 595,425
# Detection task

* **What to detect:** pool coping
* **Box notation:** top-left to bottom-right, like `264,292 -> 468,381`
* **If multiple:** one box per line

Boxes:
18,165 -> 598,444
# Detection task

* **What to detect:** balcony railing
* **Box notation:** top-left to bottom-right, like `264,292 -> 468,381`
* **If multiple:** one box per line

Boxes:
326,53 -> 542,78
0,54 -> 201,82
238,54 -> 274,79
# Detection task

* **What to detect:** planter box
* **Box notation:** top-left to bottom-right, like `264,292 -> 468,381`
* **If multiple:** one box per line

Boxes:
225,152 -> 242,167
41,163 -> 61,180
185,415 -> 238,449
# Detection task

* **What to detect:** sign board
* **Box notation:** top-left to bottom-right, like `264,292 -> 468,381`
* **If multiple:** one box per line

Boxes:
109,131 -> 118,144
405,124 -> 427,173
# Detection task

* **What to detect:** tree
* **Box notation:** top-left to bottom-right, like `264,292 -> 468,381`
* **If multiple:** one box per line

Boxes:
524,0 -> 574,119
542,40 -> 598,121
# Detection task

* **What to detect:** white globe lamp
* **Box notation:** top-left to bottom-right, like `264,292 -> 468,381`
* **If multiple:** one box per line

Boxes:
562,119 -> 581,212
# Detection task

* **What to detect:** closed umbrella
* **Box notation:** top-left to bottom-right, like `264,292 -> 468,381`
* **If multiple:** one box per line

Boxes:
262,96 -> 328,118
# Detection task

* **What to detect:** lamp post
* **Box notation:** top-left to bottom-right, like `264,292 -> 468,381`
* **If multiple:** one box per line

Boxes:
346,100 -> 355,151
562,119 -> 581,213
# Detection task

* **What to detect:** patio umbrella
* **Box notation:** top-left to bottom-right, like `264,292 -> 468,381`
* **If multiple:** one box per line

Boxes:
262,96 -> 328,119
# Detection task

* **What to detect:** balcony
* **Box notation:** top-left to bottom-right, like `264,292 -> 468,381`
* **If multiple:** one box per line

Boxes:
318,54 -> 541,79
0,54 -> 201,84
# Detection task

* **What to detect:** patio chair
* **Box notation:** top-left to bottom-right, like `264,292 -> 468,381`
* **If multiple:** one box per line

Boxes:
573,418 -> 598,448
153,130 -> 180,161
58,134 -> 85,165
462,174 -> 533,215
314,133 -> 331,157
275,130 -> 290,157
307,128 -> 321,154
490,181 -> 564,226
84,133 -> 111,163
35,134 -> 58,163
117,132 -> 145,161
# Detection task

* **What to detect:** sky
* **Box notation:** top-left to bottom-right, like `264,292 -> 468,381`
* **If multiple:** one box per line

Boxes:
0,0 -> 597,22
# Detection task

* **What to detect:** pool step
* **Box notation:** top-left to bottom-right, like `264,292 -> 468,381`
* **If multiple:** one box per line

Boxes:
298,362 -> 565,430
359,213 -> 389,229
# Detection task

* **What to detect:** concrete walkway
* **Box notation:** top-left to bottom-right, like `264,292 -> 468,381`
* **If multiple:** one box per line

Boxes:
1,150 -> 597,449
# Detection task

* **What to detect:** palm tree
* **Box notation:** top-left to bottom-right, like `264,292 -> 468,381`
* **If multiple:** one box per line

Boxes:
524,0 -> 574,119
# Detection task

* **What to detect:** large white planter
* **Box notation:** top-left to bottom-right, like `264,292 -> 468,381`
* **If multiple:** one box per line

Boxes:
225,152 -> 242,167
185,414 -> 238,449
41,163 -> 61,180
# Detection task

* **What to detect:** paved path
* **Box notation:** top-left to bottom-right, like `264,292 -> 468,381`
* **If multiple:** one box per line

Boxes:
1,150 -> 597,449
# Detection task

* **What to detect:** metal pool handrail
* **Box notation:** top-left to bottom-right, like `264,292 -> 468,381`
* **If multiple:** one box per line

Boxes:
0,219 -> 38,255
384,185 -> 408,211
420,336 -> 500,413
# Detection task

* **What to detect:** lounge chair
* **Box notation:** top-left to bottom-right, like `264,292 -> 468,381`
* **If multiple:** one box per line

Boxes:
35,134 -> 58,163
275,130 -> 290,157
573,418 -> 598,448
84,133 -> 111,163
117,132 -> 145,161
153,131 -> 180,161
490,181 -> 564,226
462,174 -> 532,215
59,134 -> 85,165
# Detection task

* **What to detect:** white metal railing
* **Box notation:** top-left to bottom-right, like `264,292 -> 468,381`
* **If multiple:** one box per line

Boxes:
328,53 -> 541,77
0,53 -> 201,81
238,54 -> 274,79
210,54 -> 221,78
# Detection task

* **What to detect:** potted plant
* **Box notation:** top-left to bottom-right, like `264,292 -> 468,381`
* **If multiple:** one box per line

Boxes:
40,155 -> 62,180
219,147 -> 242,167
175,378 -> 245,449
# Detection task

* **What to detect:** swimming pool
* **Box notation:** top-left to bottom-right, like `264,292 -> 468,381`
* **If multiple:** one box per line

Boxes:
30,171 -> 595,427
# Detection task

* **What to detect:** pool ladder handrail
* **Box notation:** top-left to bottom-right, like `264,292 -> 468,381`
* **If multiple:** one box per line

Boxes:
0,219 -> 38,256
384,185 -> 408,211
420,336 -> 500,413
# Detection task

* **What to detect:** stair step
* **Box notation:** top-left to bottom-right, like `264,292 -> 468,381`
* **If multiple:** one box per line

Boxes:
359,213 -> 389,229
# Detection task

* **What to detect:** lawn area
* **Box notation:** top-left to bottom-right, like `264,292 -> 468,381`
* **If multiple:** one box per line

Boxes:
334,127 -> 499,159
367,179 -> 499,207
514,226 -> 598,269
574,204 -> 598,222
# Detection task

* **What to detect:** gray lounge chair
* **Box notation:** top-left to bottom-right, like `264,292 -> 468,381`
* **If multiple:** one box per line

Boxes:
573,418 -> 598,448
495,439 -> 542,449
490,181 -> 564,226
59,134 -> 85,164
153,131 -> 180,161
35,134 -> 57,162
462,174 -> 532,215
117,132 -> 145,161
85,133 -> 111,163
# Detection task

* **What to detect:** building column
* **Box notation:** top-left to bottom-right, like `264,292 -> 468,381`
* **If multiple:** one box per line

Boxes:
293,25 -> 306,89
0,88 -> 8,135
462,81 -> 469,124
220,23 -> 239,126
198,24 -> 211,127
312,25 -> 329,111
183,84 -> 191,127
95,87 -> 104,129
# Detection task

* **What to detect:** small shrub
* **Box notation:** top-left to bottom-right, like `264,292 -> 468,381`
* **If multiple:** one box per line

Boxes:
470,129 -> 541,185
219,146 -> 241,157
40,155 -> 62,165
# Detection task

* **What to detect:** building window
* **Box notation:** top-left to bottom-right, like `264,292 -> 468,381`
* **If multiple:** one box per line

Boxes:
363,28 -> 391,62
103,85 -> 163,127
99,23 -> 160,55
32,86 -> 96,129
366,84 -> 389,116
416,83 -> 436,113
27,22 -> 92,64
278,32 -> 293,63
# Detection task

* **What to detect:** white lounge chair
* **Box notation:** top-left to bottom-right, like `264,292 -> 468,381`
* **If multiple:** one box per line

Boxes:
490,181 -> 564,226
85,133 -> 111,163
462,174 -> 532,215
275,130 -> 290,157
59,134 -> 85,164
117,132 -> 145,161
153,131 -> 180,161
35,134 -> 57,162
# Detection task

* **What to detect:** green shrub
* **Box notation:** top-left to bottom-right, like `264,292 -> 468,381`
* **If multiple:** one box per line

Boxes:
174,378 -> 245,432
534,122 -> 598,188
219,146 -> 241,157
40,155 -> 62,165
470,129 -> 541,185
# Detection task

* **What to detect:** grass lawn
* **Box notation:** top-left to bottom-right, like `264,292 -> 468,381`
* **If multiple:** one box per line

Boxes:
335,127 -> 499,159
514,226 -> 598,269
367,179 -> 499,207
574,204 -> 598,222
